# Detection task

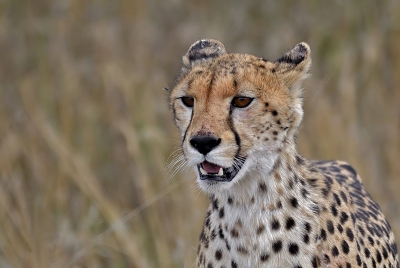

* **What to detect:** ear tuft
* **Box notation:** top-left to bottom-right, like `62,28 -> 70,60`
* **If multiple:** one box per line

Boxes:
181,39 -> 227,75
277,42 -> 310,66
273,42 -> 311,89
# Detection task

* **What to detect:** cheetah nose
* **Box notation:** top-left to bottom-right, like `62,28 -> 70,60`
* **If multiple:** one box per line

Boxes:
190,136 -> 221,155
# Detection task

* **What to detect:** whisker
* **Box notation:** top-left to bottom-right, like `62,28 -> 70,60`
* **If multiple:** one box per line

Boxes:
166,159 -> 190,182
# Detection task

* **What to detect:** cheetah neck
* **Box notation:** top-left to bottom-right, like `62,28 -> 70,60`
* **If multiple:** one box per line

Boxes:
202,148 -> 324,266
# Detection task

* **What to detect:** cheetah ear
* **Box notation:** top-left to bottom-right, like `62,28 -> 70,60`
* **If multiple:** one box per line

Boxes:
181,39 -> 227,74
274,42 -> 311,89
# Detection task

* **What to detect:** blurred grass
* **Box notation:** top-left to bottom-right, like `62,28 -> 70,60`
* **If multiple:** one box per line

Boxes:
0,0 -> 399,267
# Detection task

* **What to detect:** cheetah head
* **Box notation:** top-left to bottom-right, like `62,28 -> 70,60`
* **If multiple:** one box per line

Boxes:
170,39 -> 311,194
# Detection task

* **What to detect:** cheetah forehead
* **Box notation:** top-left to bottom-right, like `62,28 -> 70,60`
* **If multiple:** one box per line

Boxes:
177,55 -> 276,98
172,39 -> 312,101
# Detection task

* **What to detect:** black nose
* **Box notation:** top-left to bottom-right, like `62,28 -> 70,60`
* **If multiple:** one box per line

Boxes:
190,136 -> 221,155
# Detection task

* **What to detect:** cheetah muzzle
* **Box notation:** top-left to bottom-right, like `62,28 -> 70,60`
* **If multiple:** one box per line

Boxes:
169,39 -> 399,268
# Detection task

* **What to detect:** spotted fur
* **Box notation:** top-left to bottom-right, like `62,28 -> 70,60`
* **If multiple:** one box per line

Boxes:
169,39 -> 399,268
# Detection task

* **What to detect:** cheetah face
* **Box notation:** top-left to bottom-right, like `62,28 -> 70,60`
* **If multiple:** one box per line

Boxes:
170,40 -> 311,194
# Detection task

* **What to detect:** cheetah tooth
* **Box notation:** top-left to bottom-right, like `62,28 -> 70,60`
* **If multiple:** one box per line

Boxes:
218,168 -> 224,176
200,167 -> 208,175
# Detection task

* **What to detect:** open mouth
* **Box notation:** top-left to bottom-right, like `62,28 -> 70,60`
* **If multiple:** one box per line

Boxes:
197,156 -> 246,182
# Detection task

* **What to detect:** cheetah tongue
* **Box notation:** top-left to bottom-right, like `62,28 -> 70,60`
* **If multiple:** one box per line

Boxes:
201,161 -> 223,175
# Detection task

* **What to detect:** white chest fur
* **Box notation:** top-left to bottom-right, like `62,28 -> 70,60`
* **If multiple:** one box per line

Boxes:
197,170 -> 322,268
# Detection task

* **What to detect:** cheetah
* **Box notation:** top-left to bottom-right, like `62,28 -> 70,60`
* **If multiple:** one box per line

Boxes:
169,39 -> 399,267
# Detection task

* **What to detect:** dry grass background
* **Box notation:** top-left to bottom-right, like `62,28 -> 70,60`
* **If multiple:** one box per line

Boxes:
0,0 -> 399,267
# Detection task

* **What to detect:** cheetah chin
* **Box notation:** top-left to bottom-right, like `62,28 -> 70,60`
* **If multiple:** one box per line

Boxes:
197,156 -> 246,182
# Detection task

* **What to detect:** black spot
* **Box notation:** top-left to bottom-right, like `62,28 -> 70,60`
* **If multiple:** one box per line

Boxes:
376,249 -> 382,263
320,229 -> 327,241
311,256 -> 320,268
210,228 -> 217,240
212,198 -> 219,210
257,224 -> 265,235
303,234 -> 310,244
205,217 -> 211,228
364,248 -> 370,258
225,239 -> 231,251
271,219 -> 280,230
218,226 -> 225,239
207,262 -> 213,268
346,262 -> 351,268
382,245 -> 389,259
340,191 -> 348,204
340,212 -> 349,224
337,223 -> 343,233
237,246 -> 248,254
307,178 -> 318,187
333,193 -> 341,206
357,254 -> 362,265
328,165 -> 341,173
219,207 -> 225,218
323,254 -> 331,264
346,228 -> 354,241
200,230 -> 210,248
272,131 -> 278,135
288,243 -> 299,255
331,204 -> 338,217
231,260 -> 238,268
311,204 -> 320,214
215,250 -> 222,260
259,182 -> 267,192
322,188 -> 330,197
304,222 -> 312,232
286,217 -> 296,230
296,155 -> 304,164
228,196 -> 233,204
327,220 -> 334,234
260,253 -> 269,262
301,188 -> 309,198
342,240 -> 350,254
230,228 -> 239,238
290,197 -> 298,208
272,240 -> 283,253
272,110 -> 278,116
265,102 -> 269,107
332,246 -> 339,256
340,164 -> 357,176
368,236 -> 374,246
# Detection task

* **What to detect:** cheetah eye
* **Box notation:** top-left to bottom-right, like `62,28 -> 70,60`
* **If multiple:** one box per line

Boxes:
181,96 -> 194,107
231,97 -> 253,108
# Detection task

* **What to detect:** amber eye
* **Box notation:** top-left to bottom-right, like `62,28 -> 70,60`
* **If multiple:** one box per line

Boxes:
181,96 -> 194,107
232,97 -> 253,108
